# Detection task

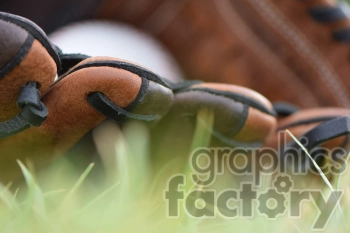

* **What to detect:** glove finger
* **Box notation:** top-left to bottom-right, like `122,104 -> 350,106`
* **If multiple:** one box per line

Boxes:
0,57 -> 173,183
151,82 -> 277,167
0,12 -> 59,136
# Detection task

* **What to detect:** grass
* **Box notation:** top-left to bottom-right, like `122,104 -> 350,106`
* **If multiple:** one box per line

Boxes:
0,110 -> 349,233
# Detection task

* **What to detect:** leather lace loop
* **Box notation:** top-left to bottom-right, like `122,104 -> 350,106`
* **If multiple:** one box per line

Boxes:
87,92 -> 159,123
0,82 -> 48,138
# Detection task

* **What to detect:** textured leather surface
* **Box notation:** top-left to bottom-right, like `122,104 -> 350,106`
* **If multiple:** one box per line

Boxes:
1,0 -> 350,107
95,0 -> 350,108
2,0 -> 350,107
0,39 -> 56,121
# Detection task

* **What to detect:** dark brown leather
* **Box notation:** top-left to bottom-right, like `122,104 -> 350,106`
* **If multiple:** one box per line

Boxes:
0,20 -> 28,70
96,0 -> 350,108
3,1 -> 350,107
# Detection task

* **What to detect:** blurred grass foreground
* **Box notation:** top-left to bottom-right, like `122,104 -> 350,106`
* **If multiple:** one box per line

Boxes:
0,109 -> 350,233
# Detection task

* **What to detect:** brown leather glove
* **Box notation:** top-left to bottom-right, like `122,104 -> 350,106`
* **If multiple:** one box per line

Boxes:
0,12 -> 174,183
95,0 -> 350,108
2,11 -> 350,185
0,11 -> 282,183
2,1 -> 350,107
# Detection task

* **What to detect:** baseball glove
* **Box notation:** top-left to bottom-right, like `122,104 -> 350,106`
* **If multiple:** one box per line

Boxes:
2,11 -> 350,187
0,12 -> 174,182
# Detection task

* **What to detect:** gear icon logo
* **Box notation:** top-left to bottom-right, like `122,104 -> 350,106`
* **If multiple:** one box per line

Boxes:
258,189 -> 286,219
273,175 -> 293,193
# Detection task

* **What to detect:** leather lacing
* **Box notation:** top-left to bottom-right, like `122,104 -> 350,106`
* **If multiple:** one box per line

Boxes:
309,2 -> 350,42
0,82 -> 48,138
55,57 -> 171,124
282,115 -> 350,171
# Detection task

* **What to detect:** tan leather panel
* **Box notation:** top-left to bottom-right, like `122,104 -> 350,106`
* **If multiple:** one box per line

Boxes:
45,66 -> 142,139
233,107 -> 276,143
0,39 -> 56,121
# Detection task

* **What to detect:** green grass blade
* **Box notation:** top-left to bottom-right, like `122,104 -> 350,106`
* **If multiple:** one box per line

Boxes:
65,163 -> 94,199
286,130 -> 334,191
17,160 -> 46,216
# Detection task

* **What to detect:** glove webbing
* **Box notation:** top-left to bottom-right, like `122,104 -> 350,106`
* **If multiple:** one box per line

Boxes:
0,82 -> 48,138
